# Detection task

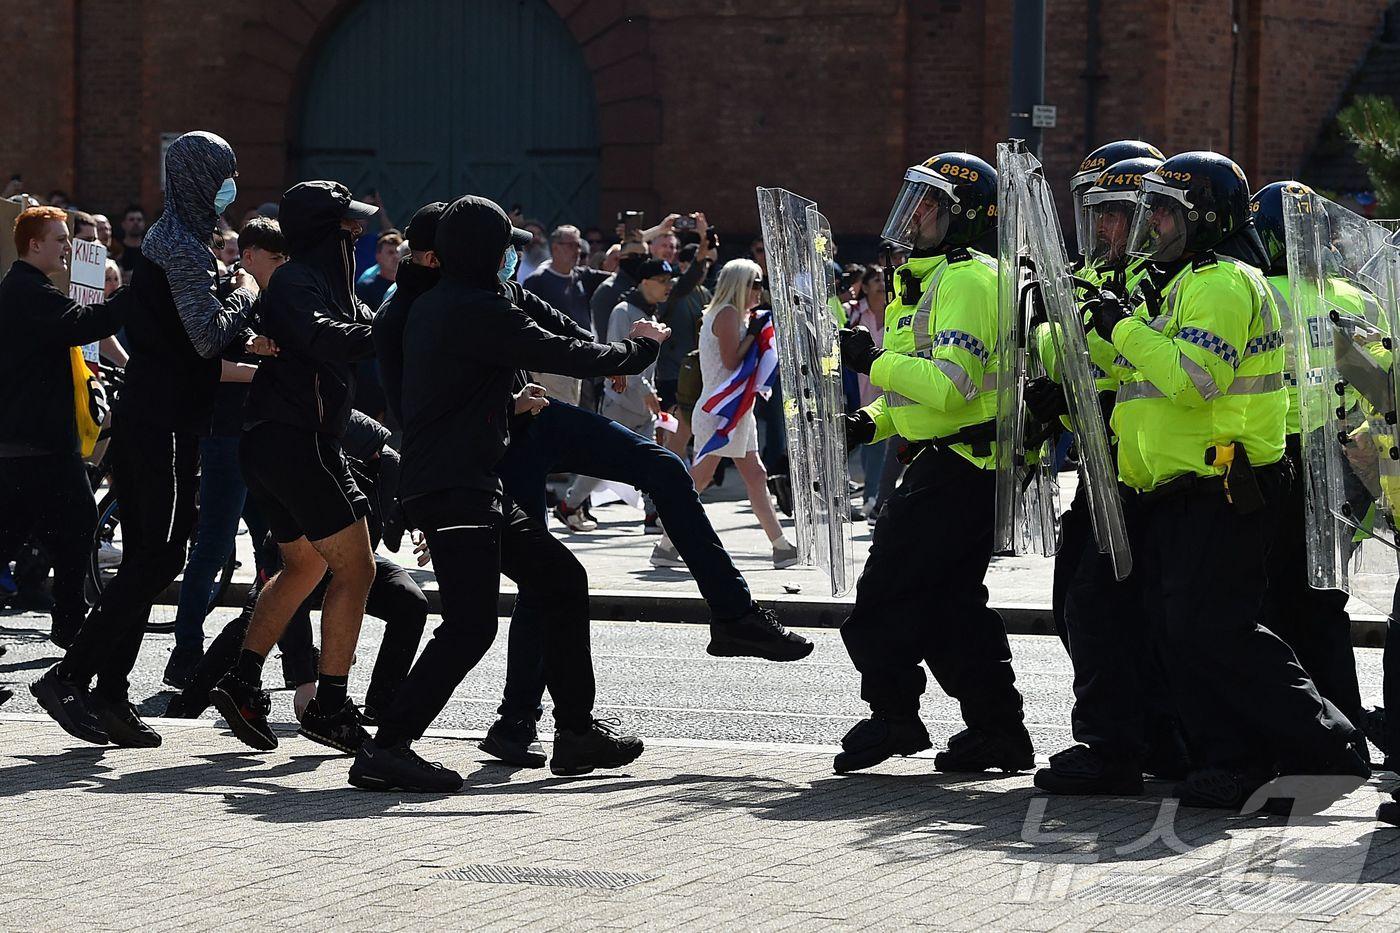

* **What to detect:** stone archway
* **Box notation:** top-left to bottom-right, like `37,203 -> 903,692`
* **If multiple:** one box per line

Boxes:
228,0 -> 659,226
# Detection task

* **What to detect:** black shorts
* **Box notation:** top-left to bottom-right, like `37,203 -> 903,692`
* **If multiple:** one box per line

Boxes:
240,421 -> 369,544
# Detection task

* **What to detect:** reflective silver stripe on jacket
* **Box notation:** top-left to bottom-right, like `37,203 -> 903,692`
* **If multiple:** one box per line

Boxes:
886,372 -> 998,408
883,261 -> 971,410
1116,371 -> 1282,403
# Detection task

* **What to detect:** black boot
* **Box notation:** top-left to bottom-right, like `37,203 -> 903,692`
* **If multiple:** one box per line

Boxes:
480,716 -> 547,768
833,715 -> 932,774
1033,744 -> 1143,796
934,726 -> 1035,773
92,694 -> 162,748
550,719 -> 644,776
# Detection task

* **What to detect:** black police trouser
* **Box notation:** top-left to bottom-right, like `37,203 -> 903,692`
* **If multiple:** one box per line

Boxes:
1052,482 -> 1093,651
0,452 -> 95,633
1259,439 -> 1364,731
375,488 -> 596,747
1134,468 -> 1356,770
1064,506 -> 1177,764
840,445 -> 1024,729
59,417 -> 200,701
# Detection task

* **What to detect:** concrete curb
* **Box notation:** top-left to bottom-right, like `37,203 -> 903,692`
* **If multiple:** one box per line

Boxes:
195,582 -> 1389,647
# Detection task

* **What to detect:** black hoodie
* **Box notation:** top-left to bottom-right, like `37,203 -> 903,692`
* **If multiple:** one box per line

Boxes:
398,195 -> 660,501
244,181 -> 375,438
373,259 -> 440,428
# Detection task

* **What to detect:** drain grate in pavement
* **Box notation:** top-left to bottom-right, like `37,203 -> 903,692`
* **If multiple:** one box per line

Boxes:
1073,873 -> 1374,917
433,864 -> 657,891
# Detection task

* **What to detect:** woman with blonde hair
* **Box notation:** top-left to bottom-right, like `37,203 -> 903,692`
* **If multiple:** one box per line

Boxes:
652,259 -> 797,569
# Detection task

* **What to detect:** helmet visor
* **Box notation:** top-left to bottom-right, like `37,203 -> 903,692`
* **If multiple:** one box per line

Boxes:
881,166 -> 956,251
1080,189 -> 1139,266
1069,169 -> 1101,260
1128,182 -> 1192,262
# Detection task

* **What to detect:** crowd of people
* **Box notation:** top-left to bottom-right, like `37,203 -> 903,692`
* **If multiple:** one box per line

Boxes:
3,126 -> 1400,826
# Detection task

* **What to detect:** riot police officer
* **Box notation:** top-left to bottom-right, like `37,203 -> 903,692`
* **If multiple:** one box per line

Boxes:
1081,152 -> 1366,809
1250,181 -> 1369,745
1069,140 -> 1165,268
835,152 -> 1033,776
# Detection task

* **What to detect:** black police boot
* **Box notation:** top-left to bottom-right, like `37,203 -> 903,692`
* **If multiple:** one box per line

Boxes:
209,672 -> 278,751
1174,766 -> 1272,810
349,738 -> 463,793
298,698 -> 370,755
833,715 -> 932,774
1259,744 -> 1372,816
161,644 -> 204,690
934,726 -> 1035,773
91,694 -> 162,748
29,666 -> 108,745
480,716 -> 547,768
1033,744 -> 1143,796
550,719 -> 644,776
707,605 -> 813,662
1379,788 -> 1400,826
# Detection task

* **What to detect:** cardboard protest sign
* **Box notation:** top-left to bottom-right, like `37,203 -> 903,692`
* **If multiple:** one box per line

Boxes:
69,236 -> 107,365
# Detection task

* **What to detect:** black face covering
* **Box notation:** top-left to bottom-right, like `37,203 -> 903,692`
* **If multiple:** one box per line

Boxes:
280,182 -> 359,313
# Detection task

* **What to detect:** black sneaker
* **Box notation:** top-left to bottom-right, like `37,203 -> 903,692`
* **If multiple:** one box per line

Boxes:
92,695 -> 162,748
298,698 -> 370,755
1033,744 -> 1143,796
161,644 -> 204,690
934,726 -> 1035,773
707,606 -> 813,662
164,691 -> 208,719
551,718 -> 644,776
480,717 -> 547,768
209,673 -> 278,751
349,738 -> 463,792
29,667 -> 108,745
834,715 -> 932,774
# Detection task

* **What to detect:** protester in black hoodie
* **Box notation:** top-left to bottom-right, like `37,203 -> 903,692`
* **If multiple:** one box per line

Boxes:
0,207 -> 126,653
211,181 -> 382,756
349,195 -> 669,793
35,131 -> 260,750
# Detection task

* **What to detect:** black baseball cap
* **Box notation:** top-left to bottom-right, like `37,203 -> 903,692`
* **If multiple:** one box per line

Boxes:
405,201 -> 447,251
638,258 -> 676,280
509,225 -> 533,249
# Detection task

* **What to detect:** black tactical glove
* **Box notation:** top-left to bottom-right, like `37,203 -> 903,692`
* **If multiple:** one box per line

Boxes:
844,410 -> 876,452
839,325 -> 882,374
1089,290 -> 1129,343
1023,375 -> 1068,424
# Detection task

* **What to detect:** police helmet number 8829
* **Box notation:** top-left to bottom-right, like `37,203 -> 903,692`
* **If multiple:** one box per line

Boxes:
940,164 -> 980,183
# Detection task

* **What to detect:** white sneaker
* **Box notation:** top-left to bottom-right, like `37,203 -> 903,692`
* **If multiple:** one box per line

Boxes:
772,539 -> 800,569
649,540 -> 685,569
97,540 -> 123,568
554,503 -> 597,532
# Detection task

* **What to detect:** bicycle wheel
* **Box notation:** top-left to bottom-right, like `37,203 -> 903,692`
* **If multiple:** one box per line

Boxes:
86,490 -> 120,608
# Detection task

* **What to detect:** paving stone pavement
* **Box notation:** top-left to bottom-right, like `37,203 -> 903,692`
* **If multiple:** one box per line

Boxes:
3,715 -> 1400,931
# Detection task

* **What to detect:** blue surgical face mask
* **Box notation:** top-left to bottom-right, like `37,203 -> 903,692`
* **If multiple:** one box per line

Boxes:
499,246 -> 519,283
214,177 -> 237,214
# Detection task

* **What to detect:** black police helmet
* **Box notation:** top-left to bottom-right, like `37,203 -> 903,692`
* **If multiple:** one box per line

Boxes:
1077,156 -> 1164,264
1250,180 -> 1313,275
1132,151 -> 1252,262
1071,140 -> 1166,196
921,152 -> 998,250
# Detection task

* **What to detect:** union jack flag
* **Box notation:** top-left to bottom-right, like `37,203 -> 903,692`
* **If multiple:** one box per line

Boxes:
695,310 -> 779,460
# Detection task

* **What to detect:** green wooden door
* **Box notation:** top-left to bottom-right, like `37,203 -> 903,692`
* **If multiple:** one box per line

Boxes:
297,0 -> 598,228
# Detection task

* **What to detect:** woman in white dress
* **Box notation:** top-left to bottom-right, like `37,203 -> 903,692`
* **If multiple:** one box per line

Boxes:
656,259 -> 796,568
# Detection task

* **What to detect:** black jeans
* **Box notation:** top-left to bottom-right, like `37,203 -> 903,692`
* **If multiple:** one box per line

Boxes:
376,488 -> 596,746
0,452 -> 95,631
840,446 -> 1025,730
1134,467 -> 1356,770
495,401 -> 751,721
59,416 -> 200,700
1260,440 -> 1363,731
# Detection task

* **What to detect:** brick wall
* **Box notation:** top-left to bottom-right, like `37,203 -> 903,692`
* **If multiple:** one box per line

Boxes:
0,0 -> 1390,240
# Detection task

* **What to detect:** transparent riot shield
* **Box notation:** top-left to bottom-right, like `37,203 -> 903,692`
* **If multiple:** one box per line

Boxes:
756,187 -> 855,595
992,143 -> 1061,560
1284,190 -> 1400,618
997,140 -> 1132,579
